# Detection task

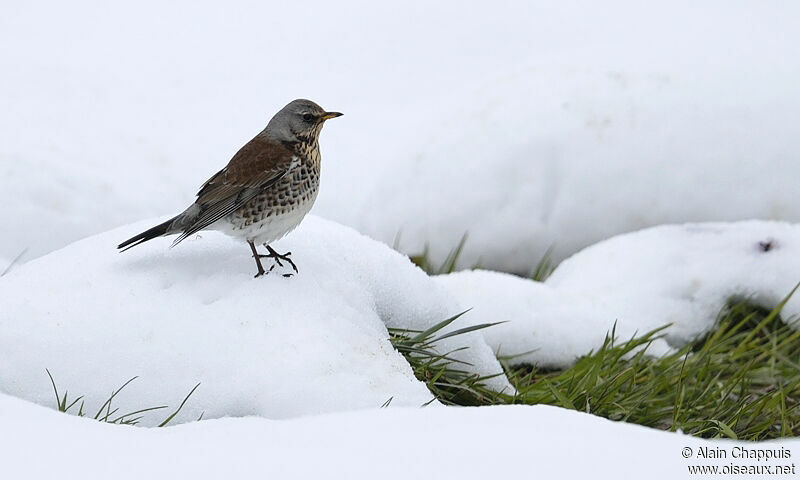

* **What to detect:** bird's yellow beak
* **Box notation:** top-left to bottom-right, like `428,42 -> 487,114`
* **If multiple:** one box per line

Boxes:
321,111 -> 343,121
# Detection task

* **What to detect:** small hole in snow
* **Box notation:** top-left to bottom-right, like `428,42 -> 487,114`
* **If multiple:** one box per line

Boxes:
758,239 -> 777,252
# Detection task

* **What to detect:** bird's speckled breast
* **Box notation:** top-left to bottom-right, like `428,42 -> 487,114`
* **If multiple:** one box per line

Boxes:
228,145 -> 321,239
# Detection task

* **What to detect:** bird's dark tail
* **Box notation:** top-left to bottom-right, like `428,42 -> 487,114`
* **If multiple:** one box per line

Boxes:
117,216 -> 177,252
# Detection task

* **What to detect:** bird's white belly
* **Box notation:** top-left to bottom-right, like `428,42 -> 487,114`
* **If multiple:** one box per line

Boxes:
215,199 -> 315,245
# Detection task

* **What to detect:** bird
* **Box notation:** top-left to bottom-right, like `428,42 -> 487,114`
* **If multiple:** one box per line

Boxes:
117,99 -> 342,277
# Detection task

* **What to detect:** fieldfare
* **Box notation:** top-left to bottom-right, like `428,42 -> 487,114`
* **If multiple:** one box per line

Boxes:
118,99 -> 342,277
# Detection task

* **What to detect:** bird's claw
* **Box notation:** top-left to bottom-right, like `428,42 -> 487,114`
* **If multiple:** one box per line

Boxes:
258,246 -> 298,274
252,258 -> 277,278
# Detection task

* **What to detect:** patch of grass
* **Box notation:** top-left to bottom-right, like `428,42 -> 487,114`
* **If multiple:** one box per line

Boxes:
46,370 -> 200,426
388,310 -> 507,406
530,246 -> 555,282
409,236 -> 556,281
391,294 -> 800,440
409,234 -> 469,275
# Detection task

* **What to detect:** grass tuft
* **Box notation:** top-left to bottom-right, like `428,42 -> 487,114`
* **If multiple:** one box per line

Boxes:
391,293 -> 800,440
388,310 -> 507,406
530,246 -> 556,282
409,237 -> 557,281
511,298 -> 800,440
46,370 -> 200,427
409,234 -> 469,275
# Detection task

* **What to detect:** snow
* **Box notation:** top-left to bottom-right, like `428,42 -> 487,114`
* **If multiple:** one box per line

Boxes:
437,270 -> 676,368
7,217 -> 795,420
2,1 -> 800,273
437,221 -> 800,368
352,61 -> 800,273
8,217 -> 798,428
0,215 -> 510,426
548,221 -> 800,344
3,1 -> 799,475
3,391 -> 799,479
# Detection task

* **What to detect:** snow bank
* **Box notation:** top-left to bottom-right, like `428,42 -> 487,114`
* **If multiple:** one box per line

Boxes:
3,2 -> 800,273
0,216 -> 509,426
3,392 -> 797,479
438,221 -> 800,367
4,217 -> 796,418
353,61 -> 800,273
548,221 -> 800,344
437,270 -> 676,367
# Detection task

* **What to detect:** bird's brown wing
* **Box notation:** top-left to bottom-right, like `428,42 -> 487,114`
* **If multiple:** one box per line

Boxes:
171,136 -> 298,245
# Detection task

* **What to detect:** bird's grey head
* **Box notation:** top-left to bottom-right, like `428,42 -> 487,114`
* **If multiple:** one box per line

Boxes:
262,99 -> 342,144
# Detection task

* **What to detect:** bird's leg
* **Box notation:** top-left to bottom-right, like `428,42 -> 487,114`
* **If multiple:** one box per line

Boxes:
248,241 -> 268,278
262,244 -> 299,273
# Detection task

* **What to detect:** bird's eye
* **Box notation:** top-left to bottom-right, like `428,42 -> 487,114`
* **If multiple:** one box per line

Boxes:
302,113 -> 314,121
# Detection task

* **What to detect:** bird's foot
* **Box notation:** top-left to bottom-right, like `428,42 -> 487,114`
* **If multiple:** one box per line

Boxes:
259,245 -> 299,274
252,263 -> 277,278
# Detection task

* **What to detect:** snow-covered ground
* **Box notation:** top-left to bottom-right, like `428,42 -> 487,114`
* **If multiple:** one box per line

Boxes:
0,216 -> 510,426
438,221 -> 800,367
354,63 -> 800,272
2,1 -> 799,271
3,1 -> 800,475
3,216 -> 797,423
3,392 -> 799,480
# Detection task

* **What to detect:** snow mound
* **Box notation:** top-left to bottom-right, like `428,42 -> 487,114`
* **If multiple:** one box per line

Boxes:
0,216 -> 509,426
4,2 -> 800,272
352,64 -> 800,273
2,392 -> 796,480
437,270 -> 676,367
549,221 -> 800,343
437,221 -> 800,367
